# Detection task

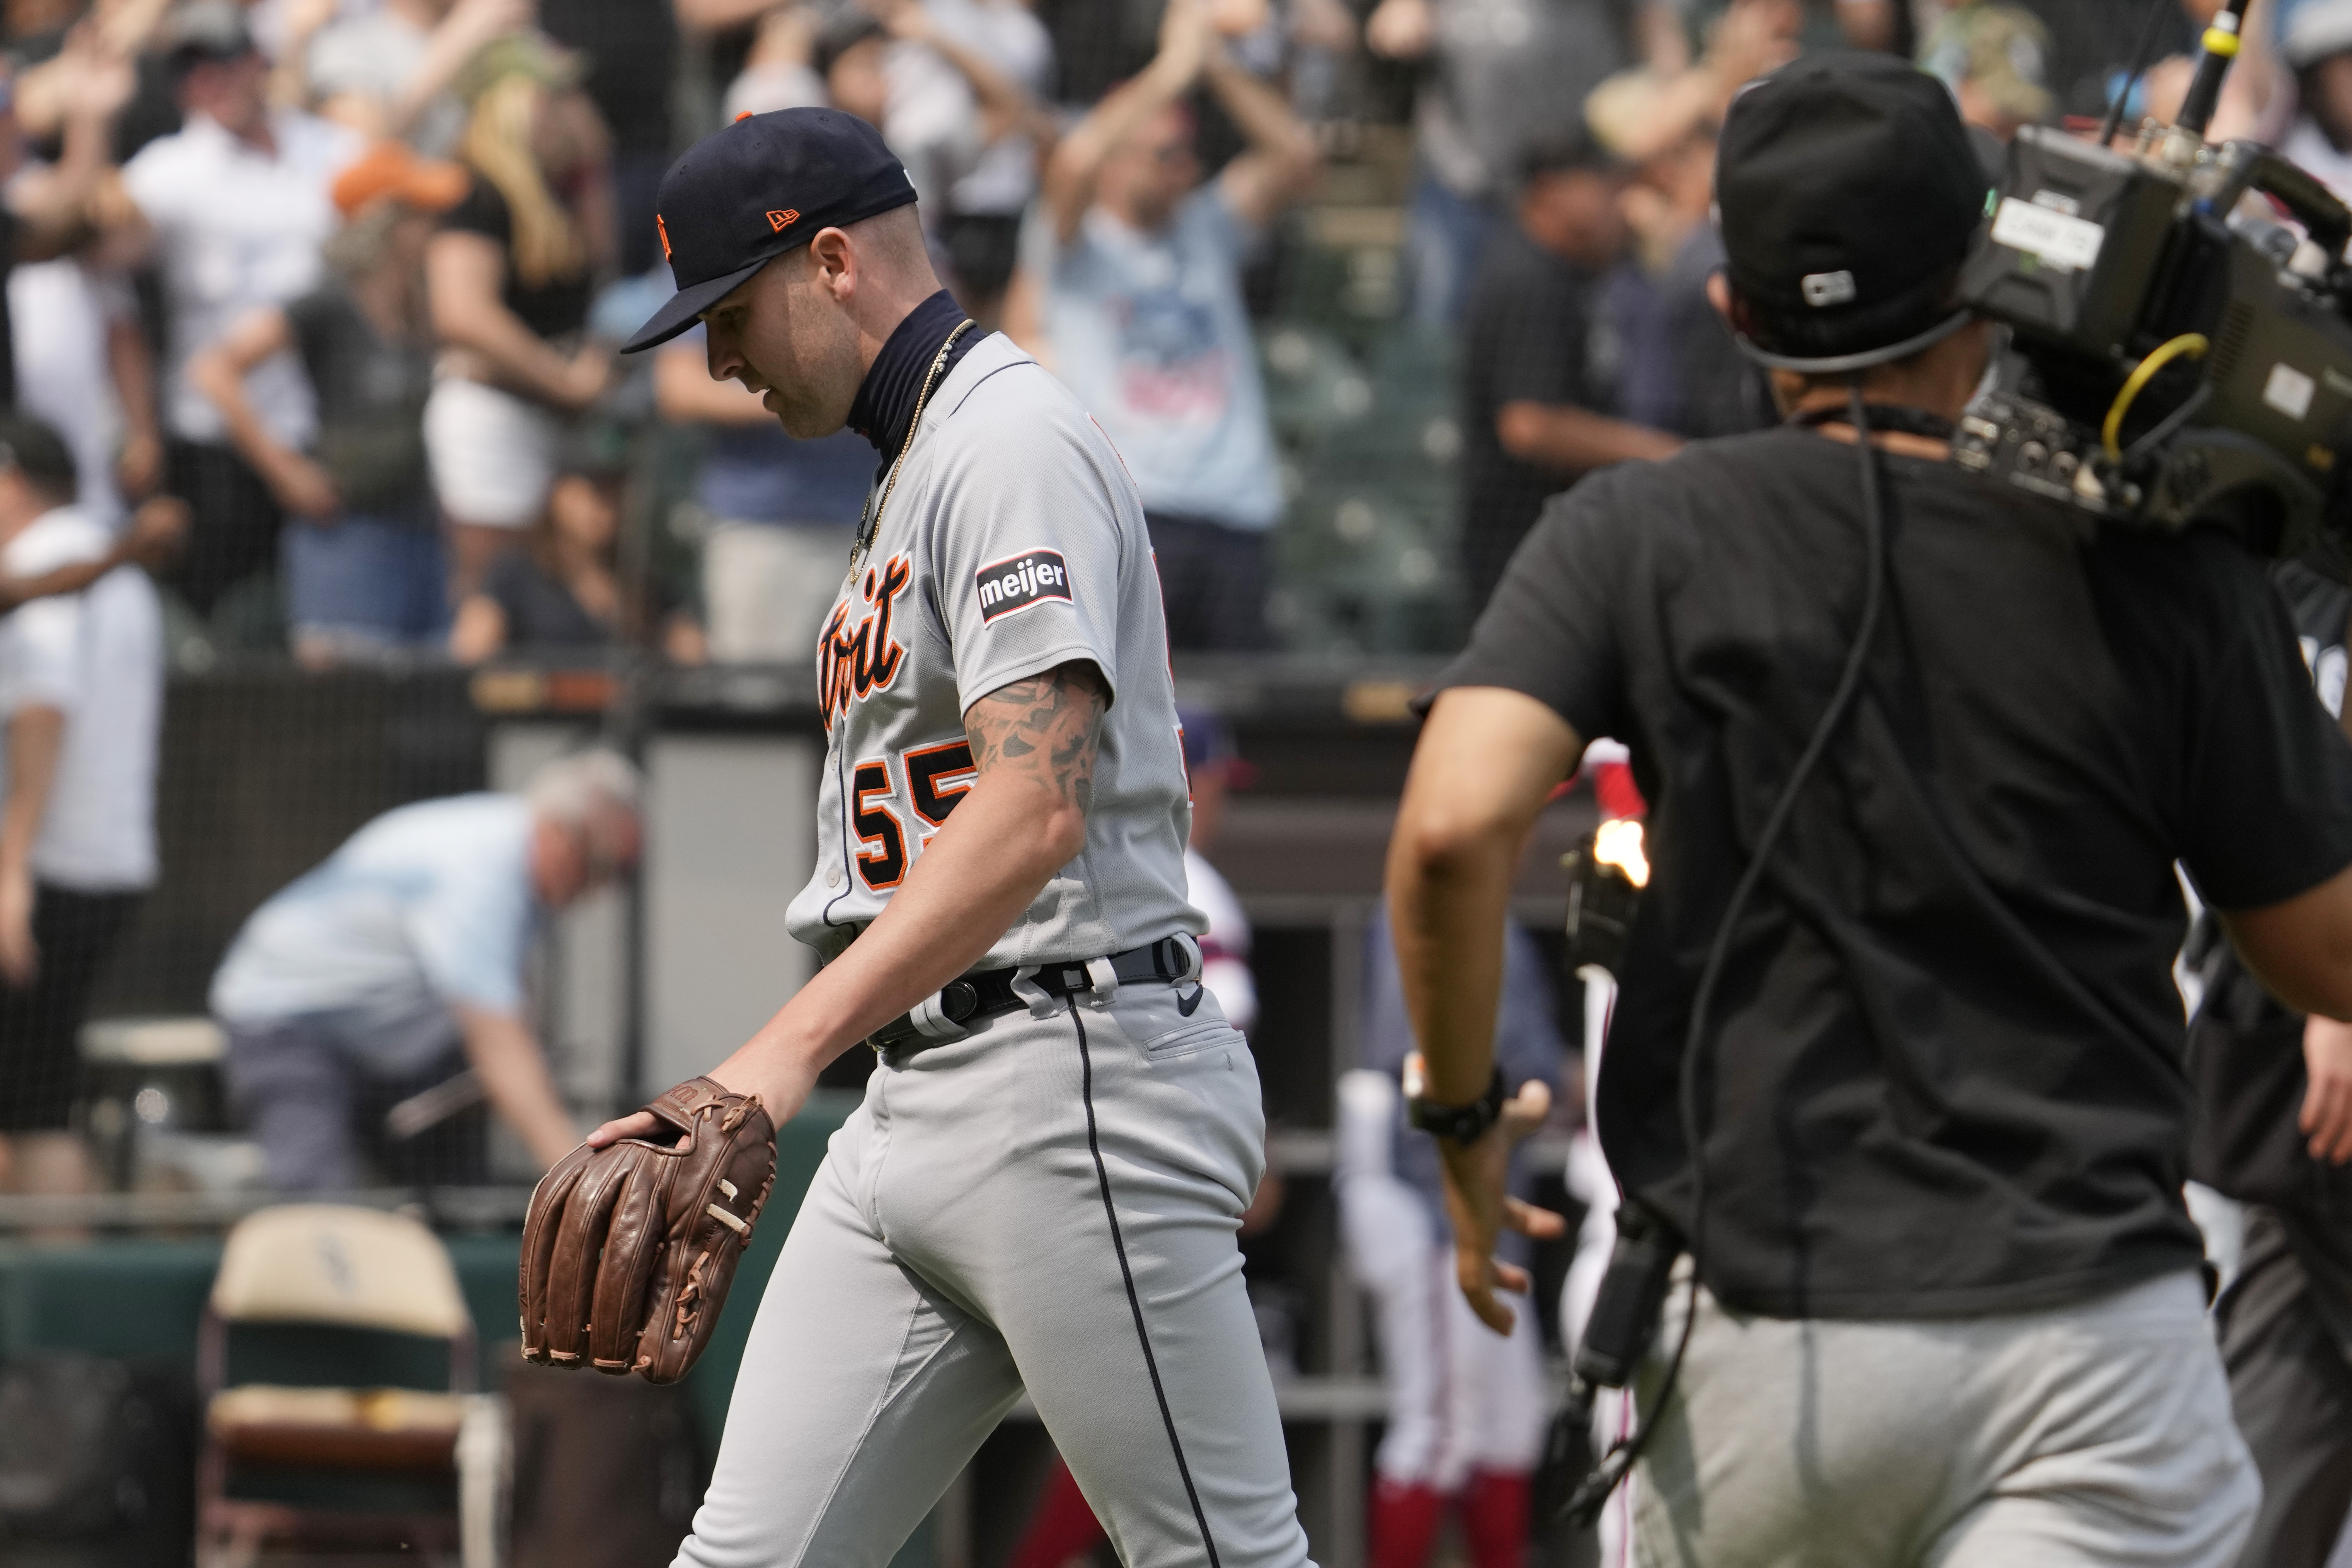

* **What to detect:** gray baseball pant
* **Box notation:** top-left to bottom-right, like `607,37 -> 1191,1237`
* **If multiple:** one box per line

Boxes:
1631,1267 -> 2258,1567
673,980 -> 1315,1568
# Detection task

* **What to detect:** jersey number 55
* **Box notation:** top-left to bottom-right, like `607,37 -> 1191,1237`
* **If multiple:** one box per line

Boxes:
850,741 -> 979,891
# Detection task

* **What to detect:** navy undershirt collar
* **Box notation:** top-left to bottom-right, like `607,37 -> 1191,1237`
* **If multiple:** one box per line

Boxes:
847,289 -> 976,474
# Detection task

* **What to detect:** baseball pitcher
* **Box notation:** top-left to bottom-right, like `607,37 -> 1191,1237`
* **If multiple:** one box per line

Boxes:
539,108 -> 1313,1568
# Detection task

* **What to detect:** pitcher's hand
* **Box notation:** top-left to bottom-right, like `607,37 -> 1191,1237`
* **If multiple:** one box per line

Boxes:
586,1045 -> 819,1150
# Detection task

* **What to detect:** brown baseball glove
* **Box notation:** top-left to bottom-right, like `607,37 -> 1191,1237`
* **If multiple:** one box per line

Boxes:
519,1076 -> 777,1384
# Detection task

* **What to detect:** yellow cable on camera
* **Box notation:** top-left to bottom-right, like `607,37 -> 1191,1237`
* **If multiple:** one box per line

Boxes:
2102,333 -> 2211,461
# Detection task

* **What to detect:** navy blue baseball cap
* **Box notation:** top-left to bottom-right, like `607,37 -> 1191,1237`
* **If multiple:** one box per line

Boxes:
622,107 -> 918,354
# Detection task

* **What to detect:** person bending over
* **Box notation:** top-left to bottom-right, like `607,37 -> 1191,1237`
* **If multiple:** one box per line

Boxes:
209,751 -> 639,1190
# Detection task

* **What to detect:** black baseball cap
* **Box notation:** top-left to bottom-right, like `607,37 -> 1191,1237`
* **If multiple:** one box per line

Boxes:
1717,52 -> 1989,372
622,108 -> 918,354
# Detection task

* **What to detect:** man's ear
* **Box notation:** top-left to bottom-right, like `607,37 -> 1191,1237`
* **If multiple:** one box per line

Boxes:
806,227 -> 858,302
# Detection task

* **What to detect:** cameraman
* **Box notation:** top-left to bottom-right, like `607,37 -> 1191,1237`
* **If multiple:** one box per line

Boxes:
1387,53 -> 2352,1564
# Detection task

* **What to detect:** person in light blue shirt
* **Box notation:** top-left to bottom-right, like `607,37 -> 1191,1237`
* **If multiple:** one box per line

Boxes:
209,751 -> 640,1190
1008,0 -> 1319,650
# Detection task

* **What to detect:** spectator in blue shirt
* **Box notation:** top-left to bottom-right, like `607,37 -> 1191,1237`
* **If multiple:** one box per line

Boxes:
209,751 -> 640,1190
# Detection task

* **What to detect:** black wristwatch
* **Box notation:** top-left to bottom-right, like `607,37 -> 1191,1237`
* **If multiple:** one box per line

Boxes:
1406,1064 -> 1508,1146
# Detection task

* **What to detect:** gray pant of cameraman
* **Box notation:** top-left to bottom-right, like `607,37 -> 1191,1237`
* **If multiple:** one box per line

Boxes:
1630,1268 -> 2257,1568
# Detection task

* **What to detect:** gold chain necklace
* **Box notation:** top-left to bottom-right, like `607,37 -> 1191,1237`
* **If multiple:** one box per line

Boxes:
850,317 -> 976,569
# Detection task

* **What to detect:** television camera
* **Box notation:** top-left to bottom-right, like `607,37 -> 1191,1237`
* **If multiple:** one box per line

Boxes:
1958,0 -> 2352,564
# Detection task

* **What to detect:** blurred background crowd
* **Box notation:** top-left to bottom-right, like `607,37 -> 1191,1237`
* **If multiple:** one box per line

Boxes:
0,0 -> 2332,679
4,1 -> 2352,1563
4,0 -> 2352,1561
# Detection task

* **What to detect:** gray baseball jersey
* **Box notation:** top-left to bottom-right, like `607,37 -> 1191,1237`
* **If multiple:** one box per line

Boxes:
695,329 -> 1313,1568
783,331 -> 1204,968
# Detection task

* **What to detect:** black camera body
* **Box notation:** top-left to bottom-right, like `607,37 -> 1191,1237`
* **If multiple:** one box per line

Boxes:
1959,125 -> 2352,562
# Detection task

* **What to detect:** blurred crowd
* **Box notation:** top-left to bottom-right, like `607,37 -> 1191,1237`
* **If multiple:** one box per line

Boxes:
0,0 -> 2330,678
4,5 -> 2352,1553
15,0 -> 2352,1193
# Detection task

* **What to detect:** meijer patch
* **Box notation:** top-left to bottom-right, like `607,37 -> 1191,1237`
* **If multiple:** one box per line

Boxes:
974,549 -> 1073,623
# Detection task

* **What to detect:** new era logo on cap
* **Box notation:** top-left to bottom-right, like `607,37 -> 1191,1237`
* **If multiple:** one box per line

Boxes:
767,208 -> 799,232
974,550 -> 1073,623
1802,270 -> 1857,307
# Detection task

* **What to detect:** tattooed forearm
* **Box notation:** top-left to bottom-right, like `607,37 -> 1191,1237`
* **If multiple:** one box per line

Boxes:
964,660 -> 1110,807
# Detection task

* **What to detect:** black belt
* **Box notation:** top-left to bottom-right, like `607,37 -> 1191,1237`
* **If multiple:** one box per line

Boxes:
866,934 -> 1202,1054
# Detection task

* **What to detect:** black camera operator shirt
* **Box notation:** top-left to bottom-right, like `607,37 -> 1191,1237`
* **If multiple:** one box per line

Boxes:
1436,425 -> 2352,1318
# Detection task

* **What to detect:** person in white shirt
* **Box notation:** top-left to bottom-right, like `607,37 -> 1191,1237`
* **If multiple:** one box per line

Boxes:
108,2 -> 363,621
2278,2 -> 2352,203
8,257 -> 162,535
0,417 -> 164,1199
2,36 -> 160,531
884,0 -> 1054,319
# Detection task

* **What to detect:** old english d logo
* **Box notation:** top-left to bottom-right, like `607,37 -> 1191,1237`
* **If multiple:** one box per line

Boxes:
656,214 -> 672,260
819,553 -> 914,728
766,208 -> 800,233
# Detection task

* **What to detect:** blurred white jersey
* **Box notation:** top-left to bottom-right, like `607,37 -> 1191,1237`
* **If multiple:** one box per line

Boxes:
1186,847 -> 1257,1033
1336,1069 -> 1550,1490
